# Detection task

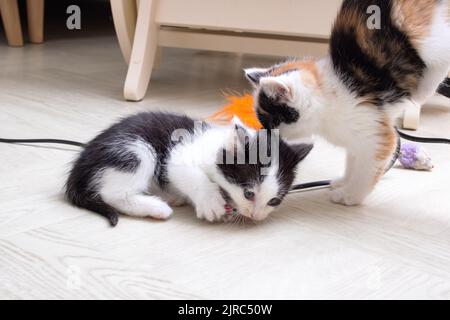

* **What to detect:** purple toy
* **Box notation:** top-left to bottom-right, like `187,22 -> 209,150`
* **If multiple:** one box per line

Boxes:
399,143 -> 434,171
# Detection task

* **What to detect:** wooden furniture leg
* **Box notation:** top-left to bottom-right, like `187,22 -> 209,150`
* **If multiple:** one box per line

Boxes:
26,0 -> 44,43
402,100 -> 421,130
123,0 -> 158,101
0,0 -> 23,47
110,0 -> 137,64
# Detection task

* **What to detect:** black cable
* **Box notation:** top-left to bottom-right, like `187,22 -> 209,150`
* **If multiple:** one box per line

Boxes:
395,128 -> 450,144
290,180 -> 332,192
0,138 -> 86,147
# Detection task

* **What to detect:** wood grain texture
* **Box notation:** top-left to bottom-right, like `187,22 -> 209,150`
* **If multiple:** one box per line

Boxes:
0,33 -> 450,299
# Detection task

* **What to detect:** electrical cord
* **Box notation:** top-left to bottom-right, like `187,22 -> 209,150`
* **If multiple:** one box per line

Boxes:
395,128 -> 450,144
0,138 -> 86,147
0,128 -> 448,193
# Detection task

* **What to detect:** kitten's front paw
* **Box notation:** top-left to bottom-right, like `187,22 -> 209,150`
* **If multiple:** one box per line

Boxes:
167,196 -> 188,207
329,187 -> 365,206
152,202 -> 174,220
194,190 -> 226,223
331,177 -> 346,190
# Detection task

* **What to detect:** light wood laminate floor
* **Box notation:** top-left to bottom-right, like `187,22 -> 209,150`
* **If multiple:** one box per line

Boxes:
1,33 -> 450,300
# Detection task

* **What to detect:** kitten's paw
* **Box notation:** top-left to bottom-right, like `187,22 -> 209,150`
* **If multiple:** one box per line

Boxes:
194,192 -> 226,223
331,178 -> 346,190
151,202 -> 173,220
167,196 -> 187,207
329,188 -> 365,206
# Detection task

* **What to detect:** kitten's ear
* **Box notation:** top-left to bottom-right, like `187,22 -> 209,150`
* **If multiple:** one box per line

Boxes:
291,143 -> 314,163
231,116 -> 256,137
225,121 -> 252,154
260,77 -> 293,101
244,68 -> 270,86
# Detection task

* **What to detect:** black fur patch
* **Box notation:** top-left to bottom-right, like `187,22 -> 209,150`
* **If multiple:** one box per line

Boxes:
276,143 -> 314,197
437,77 -> 450,98
256,90 -> 300,129
330,0 -> 426,106
217,129 -> 269,187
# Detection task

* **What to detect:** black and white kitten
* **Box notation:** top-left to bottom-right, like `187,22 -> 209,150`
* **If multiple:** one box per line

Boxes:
65,112 -> 312,226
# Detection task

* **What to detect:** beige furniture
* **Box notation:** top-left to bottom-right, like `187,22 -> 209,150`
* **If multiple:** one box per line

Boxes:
26,0 -> 44,43
0,0 -> 44,46
110,0 -> 340,102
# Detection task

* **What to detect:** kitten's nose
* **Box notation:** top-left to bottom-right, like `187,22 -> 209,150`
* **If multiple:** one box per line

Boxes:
251,213 -> 266,221
240,208 -> 251,219
250,210 -> 263,221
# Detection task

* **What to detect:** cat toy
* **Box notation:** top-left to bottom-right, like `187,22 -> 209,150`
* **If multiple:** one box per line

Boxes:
398,143 -> 434,171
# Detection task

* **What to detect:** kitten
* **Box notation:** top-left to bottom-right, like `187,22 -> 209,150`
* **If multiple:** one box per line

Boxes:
65,112 -> 312,226
244,0 -> 450,206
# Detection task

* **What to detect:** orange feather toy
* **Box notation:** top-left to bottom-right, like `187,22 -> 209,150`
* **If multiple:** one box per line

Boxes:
206,94 -> 263,130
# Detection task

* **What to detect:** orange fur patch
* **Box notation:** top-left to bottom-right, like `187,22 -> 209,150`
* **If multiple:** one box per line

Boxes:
374,115 -> 397,183
270,60 -> 321,89
391,0 -> 437,47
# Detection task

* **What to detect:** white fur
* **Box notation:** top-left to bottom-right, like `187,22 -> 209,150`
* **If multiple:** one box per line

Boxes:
166,126 -> 229,222
167,121 -> 282,221
412,1 -> 450,105
99,140 -> 173,219
211,164 -> 280,221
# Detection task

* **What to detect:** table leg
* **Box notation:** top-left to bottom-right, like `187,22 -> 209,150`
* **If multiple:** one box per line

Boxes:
0,0 -> 23,47
26,0 -> 44,43
123,0 -> 158,101
110,0 -> 137,64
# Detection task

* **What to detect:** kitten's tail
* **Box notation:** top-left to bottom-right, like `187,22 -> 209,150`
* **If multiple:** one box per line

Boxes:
79,198 -> 120,227
65,187 -> 119,227
437,77 -> 450,98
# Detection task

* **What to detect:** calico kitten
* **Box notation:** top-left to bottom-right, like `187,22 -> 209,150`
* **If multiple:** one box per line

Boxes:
245,0 -> 450,206
65,112 -> 312,226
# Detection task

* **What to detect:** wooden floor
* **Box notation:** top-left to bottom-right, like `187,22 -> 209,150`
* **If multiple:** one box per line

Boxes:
1,33 -> 450,300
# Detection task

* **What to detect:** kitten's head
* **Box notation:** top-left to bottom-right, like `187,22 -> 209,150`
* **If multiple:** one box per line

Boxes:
215,119 -> 313,221
244,60 -> 320,138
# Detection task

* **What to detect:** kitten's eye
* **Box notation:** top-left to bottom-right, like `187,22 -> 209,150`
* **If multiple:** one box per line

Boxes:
244,189 -> 255,201
267,198 -> 282,207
